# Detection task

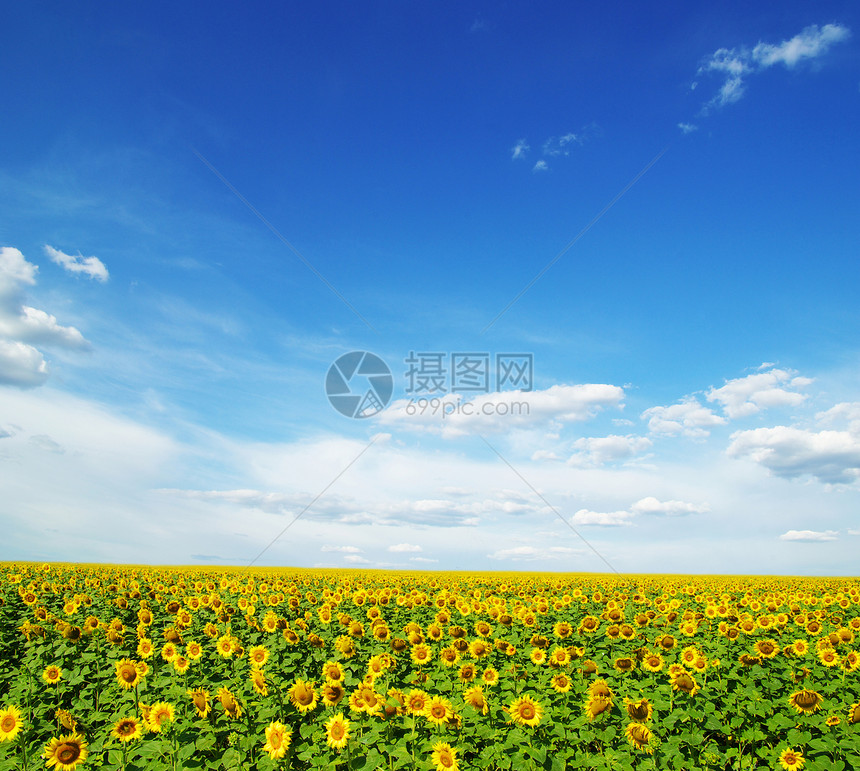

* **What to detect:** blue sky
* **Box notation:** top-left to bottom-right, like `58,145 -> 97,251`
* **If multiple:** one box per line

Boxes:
1,2 -> 859,573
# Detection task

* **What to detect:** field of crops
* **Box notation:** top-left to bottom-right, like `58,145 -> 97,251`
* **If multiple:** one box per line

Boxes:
0,565 -> 858,771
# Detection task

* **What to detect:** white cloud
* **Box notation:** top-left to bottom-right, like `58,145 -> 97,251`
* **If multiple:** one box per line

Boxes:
487,545 -> 581,561
571,508 -> 634,527
698,24 -> 851,110
642,397 -> 726,438
0,306 -> 90,350
542,133 -> 581,156
44,245 -> 109,282
511,140 -> 529,160
727,426 -> 860,484
0,340 -> 49,388
848,530 -> 860,537
568,434 -> 652,467
533,160 -> 548,172
707,368 -> 810,418
678,123 -> 698,134
0,247 -> 91,388
378,383 -> 625,438
321,545 -> 361,553
753,24 -> 851,68
410,556 -> 438,563
631,496 -> 709,517
388,543 -> 422,553
817,402 -> 860,435
344,554 -> 370,564
779,530 -> 838,542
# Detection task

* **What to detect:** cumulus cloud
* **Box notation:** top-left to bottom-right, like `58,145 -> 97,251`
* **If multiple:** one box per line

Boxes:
378,383 -> 625,438
779,529 -> 838,542
44,245 -> 109,282
571,508 -> 634,527
698,23 -> 851,110
817,402 -> 860,435
641,397 -> 726,438
388,543 -> 421,553
707,368 -> 810,418
727,426 -> 860,484
0,247 -> 92,388
533,160 -> 548,172
567,434 -> 652,467
0,340 -> 49,388
321,545 -> 361,553
631,496 -> 709,516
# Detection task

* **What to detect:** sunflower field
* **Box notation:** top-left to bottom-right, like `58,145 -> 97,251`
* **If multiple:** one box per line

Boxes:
0,564 -> 859,771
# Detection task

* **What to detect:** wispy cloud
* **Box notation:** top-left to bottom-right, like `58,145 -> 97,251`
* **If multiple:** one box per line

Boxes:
532,160 -> 548,173
779,529 -> 838,542
511,140 -> 530,160
697,23 -> 851,111
44,245 -> 109,282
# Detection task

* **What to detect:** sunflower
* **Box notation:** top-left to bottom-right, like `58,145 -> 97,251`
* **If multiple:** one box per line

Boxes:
321,681 -> 346,707
625,697 -> 653,722
625,722 -> 653,753
0,705 -> 23,742
670,670 -> 699,696
463,685 -> 489,714
137,638 -> 154,658
425,696 -> 454,725
530,648 -> 546,665
508,695 -> 543,727
325,714 -> 350,750
818,648 -> 840,667
215,635 -> 234,658
551,673 -> 572,693
322,661 -> 344,682
146,702 -> 175,733
826,715 -> 840,727
481,667 -> 499,686
841,651 -> 860,672
549,646 -> 571,667
288,679 -> 317,714
778,748 -> 805,770
262,721 -> 292,760
642,653 -> 664,672
250,668 -> 268,695
457,662 -> 476,682
846,701 -> 860,724
187,688 -> 211,718
161,642 -> 177,661
248,645 -> 269,669
115,659 -> 141,690
788,689 -> 823,715
111,717 -> 143,743
43,665 -> 63,685
614,656 -> 636,674
411,644 -> 433,666
42,733 -> 88,770
56,709 -> 76,731
584,696 -> 613,720
407,690 -> 429,715
217,687 -> 242,719
172,655 -> 190,674
587,679 -> 613,699
581,659 -> 599,675
430,741 -> 459,771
